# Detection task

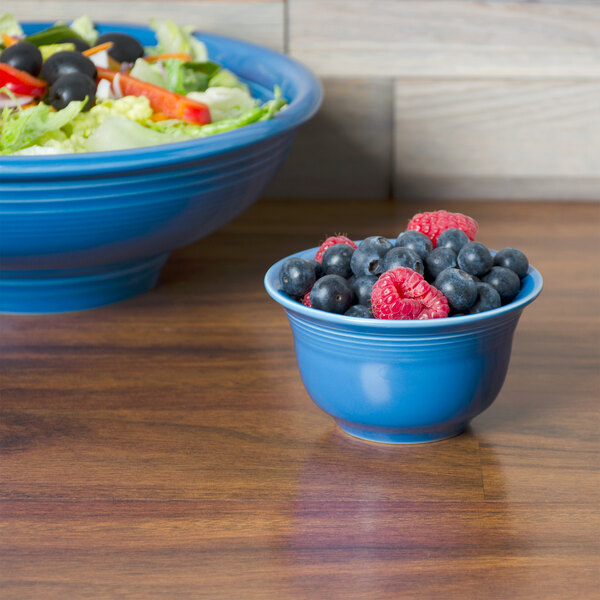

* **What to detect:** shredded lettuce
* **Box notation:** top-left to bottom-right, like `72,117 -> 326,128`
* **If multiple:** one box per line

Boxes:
13,145 -> 64,156
149,88 -> 286,138
163,59 -> 220,95
148,106 -> 265,138
0,100 -> 85,155
148,18 -> 208,62
84,115 -> 186,152
130,58 -> 166,88
65,96 -> 154,139
0,96 -> 156,154
260,86 -> 287,120
0,13 -> 23,38
187,86 -> 257,122
39,43 -> 76,60
70,15 -> 98,46
208,69 -> 249,93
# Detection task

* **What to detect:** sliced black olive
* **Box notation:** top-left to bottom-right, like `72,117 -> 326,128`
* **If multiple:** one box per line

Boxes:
40,50 -> 97,85
59,37 -> 91,53
46,73 -> 96,111
0,41 -> 43,76
95,32 -> 144,64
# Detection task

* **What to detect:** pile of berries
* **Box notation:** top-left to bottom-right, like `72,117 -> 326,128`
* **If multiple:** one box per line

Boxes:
278,210 -> 529,320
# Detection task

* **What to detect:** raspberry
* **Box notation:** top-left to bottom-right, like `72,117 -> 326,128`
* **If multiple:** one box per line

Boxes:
371,267 -> 449,320
407,210 -> 478,248
302,291 -> 312,307
314,235 -> 357,263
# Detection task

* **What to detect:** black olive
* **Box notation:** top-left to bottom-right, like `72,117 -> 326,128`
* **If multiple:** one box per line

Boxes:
59,37 -> 91,53
40,50 -> 97,85
0,41 -> 43,76
46,73 -> 96,111
95,32 -> 144,64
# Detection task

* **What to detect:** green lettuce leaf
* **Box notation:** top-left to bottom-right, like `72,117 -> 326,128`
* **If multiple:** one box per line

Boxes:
70,15 -> 99,46
1,100 -> 85,155
208,68 -> 249,93
130,58 -> 166,88
259,86 -> 287,120
148,19 -> 208,62
0,13 -> 23,38
149,89 -> 286,138
162,59 -> 221,95
186,86 -> 257,122
83,115 -> 186,152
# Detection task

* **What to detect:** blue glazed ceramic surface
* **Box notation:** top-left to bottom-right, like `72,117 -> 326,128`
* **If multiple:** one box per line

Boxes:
0,23 -> 322,314
264,246 -> 543,444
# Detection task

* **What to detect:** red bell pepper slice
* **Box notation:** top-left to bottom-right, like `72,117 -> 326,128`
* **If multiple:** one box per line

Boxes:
97,67 -> 211,125
0,63 -> 46,97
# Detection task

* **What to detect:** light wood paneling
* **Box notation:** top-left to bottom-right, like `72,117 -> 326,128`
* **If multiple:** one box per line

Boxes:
393,79 -> 600,200
9,1 -> 285,51
7,1 -> 600,200
266,78 -> 393,199
289,0 -> 600,78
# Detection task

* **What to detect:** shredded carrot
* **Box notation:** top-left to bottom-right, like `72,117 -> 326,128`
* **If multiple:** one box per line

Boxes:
145,53 -> 192,63
82,41 -> 113,56
107,56 -> 121,71
2,33 -> 18,47
20,102 -> 37,110
150,112 -> 170,121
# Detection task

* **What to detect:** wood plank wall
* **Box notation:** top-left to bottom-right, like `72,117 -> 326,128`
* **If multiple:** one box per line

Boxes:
9,1 -> 600,200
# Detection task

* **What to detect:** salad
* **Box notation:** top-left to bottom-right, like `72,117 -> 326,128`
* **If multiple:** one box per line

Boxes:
0,14 -> 286,155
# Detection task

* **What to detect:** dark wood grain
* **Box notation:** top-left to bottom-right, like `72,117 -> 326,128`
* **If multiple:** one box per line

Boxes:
1,199 -> 599,599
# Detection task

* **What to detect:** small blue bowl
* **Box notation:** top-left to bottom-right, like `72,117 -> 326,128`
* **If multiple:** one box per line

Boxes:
265,245 -> 543,444
0,22 -> 322,314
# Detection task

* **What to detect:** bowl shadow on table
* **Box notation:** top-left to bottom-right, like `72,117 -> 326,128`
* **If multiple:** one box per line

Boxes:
148,242 -> 258,299
277,428 -> 517,596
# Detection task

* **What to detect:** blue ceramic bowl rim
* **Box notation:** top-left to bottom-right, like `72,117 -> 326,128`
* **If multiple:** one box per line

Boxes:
264,243 -> 544,331
0,22 -> 323,178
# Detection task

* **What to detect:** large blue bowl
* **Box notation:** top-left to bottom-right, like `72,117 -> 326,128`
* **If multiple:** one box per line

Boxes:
265,246 -> 543,444
0,22 -> 322,313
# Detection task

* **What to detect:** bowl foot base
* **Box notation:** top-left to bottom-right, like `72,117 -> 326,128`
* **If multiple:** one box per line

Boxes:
336,421 -> 468,444
0,254 -> 169,314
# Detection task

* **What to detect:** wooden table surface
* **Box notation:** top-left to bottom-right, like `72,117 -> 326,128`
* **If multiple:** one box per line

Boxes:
1,199 -> 598,599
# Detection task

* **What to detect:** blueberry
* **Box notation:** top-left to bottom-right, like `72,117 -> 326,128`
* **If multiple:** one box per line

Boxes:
344,304 -> 373,318
437,228 -> 469,254
425,247 -> 457,281
350,236 -> 393,277
382,247 -> 424,275
462,272 -> 481,283
468,282 -> 501,314
279,257 -> 316,297
434,267 -> 478,312
308,259 -> 324,280
322,244 -> 354,278
457,242 -> 493,277
352,274 -> 378,306
493,247 -> 529,279
482,266 -> 521,304
395,231 -> 432,261
310,275 -> 354,314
